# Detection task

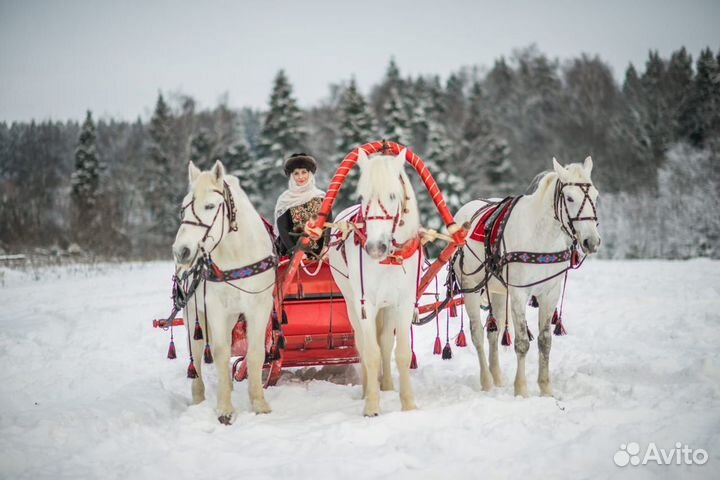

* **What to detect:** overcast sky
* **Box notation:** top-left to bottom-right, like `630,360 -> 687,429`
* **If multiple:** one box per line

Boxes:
1,0 -> 718,123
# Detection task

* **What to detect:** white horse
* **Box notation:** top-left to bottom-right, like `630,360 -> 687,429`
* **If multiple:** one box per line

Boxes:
453,157 -> 601,397
172,160 -> 275,424
328,148 -> 420,416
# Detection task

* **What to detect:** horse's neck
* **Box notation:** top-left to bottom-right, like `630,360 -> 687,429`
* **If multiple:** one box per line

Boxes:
213,184 -> 271,266
394,173 -> 420,244
507,180 -> 570,251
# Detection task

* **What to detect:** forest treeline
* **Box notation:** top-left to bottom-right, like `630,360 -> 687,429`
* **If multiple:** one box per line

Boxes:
1,45 -> 718,259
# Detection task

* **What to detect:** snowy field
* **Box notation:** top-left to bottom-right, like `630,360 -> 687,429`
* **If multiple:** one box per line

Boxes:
0,259 -> 718,480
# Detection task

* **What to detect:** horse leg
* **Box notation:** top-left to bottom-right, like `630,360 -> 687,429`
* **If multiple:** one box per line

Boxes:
211,310 -> 237,424
488,292 -> 505,387
187,303 -> 205,404
245,300 -> 273,414
537,292 -> 558,397
510,295 -> 530,398
377,309 -> 395,392
388,304 -> 416,411
360,303 -> 381,417
465,292 -> 493,391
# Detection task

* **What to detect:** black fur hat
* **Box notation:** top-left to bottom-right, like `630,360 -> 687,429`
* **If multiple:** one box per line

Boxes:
284,153 -> 317,176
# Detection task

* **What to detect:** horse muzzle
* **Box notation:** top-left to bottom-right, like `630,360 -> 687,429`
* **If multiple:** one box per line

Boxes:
173,244 -> 195,266
581,236 -> 601,254
365,241 -> 389,260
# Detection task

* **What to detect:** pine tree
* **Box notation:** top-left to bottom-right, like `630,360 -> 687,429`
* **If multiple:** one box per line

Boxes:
666,47 -> 693,141
223,143 -> 260,203
256,70 -> 306,205
424,121 -> 467,228
189,128 -> 215,169
444,73 -> 466,133
382,88 -> 409,144
485,137 -> 515,195
335,79 -> 377,208
683,48 -> 720,146
371,58 -> 405,119
71,110 -> 101,224
145,92 -> 177,242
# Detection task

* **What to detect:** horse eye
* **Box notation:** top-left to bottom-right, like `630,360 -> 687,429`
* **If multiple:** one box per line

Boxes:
205,203 -> 215,210
566,197 -> 575,203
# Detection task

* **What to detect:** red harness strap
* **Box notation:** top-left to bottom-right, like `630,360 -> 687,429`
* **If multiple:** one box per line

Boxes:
379,236 -> 421,265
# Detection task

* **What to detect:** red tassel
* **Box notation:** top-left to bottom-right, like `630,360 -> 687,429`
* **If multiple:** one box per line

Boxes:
433,336 -> 442,355
442,342 -> 453,360
526,325 -> 534,342
410,351 -> 418,369
551,309 -> 559,325
455,329 -> 467,347
554,317 -> 567,336
501,325 -> 512,346
486,314 -> 498,332
193,322 -> 203,340
449,303 -> 458,317
203,344 -> 214,364
167,339 -> 177,359
571,249 -> 580,268
529,295 -> 539,308
187,360 -> 198,378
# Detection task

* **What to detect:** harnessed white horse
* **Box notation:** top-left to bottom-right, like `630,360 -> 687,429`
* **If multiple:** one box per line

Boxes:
328,148 -> 420,416
172,160 -> 276,424
452,157 -> 600,397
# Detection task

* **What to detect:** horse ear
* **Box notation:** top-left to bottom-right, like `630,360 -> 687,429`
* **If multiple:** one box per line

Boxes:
211,160 -> 225,184
393,148 -> 407,173
552,157 -> 568,177
357,148 -> 369,170
583,156 -> 593,176
188,161 -> 201,185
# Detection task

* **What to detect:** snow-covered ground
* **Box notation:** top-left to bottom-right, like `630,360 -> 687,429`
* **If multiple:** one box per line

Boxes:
0,259 -> 718,479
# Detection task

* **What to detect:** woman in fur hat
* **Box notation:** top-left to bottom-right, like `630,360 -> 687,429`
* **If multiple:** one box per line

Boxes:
273,153 -> 330,256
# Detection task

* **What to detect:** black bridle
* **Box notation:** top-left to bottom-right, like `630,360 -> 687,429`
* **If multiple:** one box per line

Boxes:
553,180 -> 599,242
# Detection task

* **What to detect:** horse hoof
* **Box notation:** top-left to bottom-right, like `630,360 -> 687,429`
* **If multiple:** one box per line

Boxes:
252,400 -> 272,414
217,414 -> 233,425
401,403 -> 417,412
364,412 -> 379,417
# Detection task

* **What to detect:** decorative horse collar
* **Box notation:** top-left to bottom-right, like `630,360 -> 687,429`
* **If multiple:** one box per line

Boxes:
204,255 -> 277,282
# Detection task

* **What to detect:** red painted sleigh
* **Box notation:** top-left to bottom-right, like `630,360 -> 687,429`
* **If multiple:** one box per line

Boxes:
154,141 -> 468,386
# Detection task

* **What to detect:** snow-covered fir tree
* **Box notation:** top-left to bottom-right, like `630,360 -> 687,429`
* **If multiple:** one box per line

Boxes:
335,79 -> 377,209
256,70 -> 306,211
484,136 -> 515,195
189,128 -> 214,169
224,142 -> 260,204
145,92 -> 177,241
71,110 -> 101,223
684,48 -> 720,146
423,121 -> 467,229
382,88 -> 409,144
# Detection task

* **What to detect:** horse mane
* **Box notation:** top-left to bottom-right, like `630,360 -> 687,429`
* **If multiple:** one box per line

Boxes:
357,155 -> 412,200
525,170 -> 557,197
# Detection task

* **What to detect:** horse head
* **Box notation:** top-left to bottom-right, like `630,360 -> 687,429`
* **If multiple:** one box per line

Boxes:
552,156 -> 601,254
173,160 -> 230,266
356,148 -> 414,261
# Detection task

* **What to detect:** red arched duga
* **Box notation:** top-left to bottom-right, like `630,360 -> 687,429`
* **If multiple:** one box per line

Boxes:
305,140 -> 465,244
301,141 -> 466,299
